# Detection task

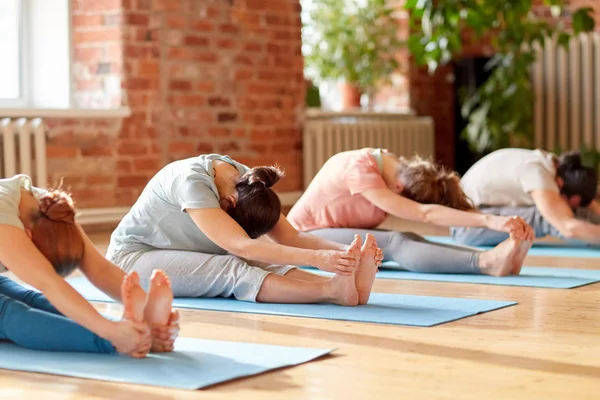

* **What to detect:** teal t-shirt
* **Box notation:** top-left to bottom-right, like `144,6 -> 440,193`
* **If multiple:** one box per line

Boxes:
107,154 -> 249,258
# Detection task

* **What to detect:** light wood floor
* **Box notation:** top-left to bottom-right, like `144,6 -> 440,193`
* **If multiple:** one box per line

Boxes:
1,220 -> 600,399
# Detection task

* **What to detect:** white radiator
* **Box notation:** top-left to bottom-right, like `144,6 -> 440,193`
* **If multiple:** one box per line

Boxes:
303,110 -> 435,187
0,118 -> 47,187
533,32 -> 600,152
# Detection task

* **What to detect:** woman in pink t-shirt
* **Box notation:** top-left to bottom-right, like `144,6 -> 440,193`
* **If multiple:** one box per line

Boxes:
287,149 -> 535,276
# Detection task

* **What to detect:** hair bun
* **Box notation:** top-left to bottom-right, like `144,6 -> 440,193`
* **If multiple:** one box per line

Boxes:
39,191 -> 76,224
246,166 -> 285,188
558,151 -> 582,169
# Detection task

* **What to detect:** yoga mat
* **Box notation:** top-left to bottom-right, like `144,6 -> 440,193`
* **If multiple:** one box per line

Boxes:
68,278 -> 516,327
0,338 -> 333,390
302,265 -> 600,289
426,236 -> 600,258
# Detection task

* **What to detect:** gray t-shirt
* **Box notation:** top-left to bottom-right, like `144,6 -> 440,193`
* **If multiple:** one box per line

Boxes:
461,148 -> 559,207
107,154 -> 249,259
0,174 -> 46,272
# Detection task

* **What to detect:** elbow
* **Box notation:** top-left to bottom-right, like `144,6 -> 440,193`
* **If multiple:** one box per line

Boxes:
226,239 -> 255,260
419,206 -> 434,224
558,220 -> 579,239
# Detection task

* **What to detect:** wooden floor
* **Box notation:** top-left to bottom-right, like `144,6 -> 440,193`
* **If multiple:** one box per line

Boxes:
1,221 -> 600,399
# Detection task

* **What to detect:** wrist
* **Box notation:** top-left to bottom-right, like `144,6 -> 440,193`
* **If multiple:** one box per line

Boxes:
309,249 -> 320,267
96,319 -> 116,340
482,214 -> 493,228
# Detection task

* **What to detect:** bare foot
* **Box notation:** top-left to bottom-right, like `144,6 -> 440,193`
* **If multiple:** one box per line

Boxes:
121,272 -> 146,322
511,241 -> 533,275
325,273 -> 359,306
355,233 -> 380,305
144,270 -> 174,326
478,237 -> 522,277
346,234 -> 362,269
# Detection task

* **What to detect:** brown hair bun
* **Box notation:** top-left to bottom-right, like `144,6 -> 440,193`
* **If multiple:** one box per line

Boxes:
38,191 -> 77,224
244,166 -> 284,188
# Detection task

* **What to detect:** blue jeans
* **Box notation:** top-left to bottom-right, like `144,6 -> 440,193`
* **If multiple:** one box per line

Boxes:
0,275 -> 116,353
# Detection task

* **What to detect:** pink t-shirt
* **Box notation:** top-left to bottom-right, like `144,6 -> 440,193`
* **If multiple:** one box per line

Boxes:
288,149 -> 388,231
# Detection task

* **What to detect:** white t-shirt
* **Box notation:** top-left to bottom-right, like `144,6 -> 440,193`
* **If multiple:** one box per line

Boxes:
0,174 -> 46,272
461,148 -> 559,207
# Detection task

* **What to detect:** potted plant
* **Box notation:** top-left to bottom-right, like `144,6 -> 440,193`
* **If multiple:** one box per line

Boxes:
302,0 -> 403,109
405,0 -> 596,153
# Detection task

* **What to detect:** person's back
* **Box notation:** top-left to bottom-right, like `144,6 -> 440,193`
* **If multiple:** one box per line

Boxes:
108,154 -> 248,260
288,149 -> 388,231
461,148 -> 558,207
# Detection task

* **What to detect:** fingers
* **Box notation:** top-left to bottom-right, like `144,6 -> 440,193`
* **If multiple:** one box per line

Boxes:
337,258 -> 359,267
151,326 -> 180,341
151,328 -> 171,341
335,266 -> 355,275
132,320 -> 150,334
340,253 -> 360,262
169,309 -> 180,325
505,216 -> 532,241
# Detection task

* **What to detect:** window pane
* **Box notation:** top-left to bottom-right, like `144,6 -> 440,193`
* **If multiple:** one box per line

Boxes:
0,0 -> 21,100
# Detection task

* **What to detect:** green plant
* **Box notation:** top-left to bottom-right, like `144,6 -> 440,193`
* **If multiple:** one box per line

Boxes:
554,144 -> 600,175
302,0 -> 403,94
405,0 -> 596,153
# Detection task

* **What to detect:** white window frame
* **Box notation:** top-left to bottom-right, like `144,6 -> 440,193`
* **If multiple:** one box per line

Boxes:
0,0 -> 72,109
0,0 -> 27,107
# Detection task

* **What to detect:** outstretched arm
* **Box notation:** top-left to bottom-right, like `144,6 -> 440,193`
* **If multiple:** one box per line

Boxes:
265,214 -> 348,251
0,224 -> 116,339
532,189 -> 600,244
187,208 -> 358,274
77,225 -> 126,303
361,187 -> 533,239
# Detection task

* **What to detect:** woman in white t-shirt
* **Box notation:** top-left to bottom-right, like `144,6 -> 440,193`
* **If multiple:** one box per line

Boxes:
452,149 -> 600,246
0,175 -> 178,355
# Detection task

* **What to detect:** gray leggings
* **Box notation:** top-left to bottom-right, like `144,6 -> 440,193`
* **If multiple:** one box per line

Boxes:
309,228 -> 482,274
451,205 -> 600,246
109,250 -> 294,302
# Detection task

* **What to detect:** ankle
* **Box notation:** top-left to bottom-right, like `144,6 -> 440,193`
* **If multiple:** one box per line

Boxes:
478,251 -> 494,271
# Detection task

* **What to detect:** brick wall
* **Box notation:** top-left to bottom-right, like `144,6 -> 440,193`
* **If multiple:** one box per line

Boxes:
72,0 -> 123,108
46,0 -> 304,209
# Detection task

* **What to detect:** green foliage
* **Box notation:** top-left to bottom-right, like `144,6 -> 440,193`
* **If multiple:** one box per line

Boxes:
405,0 -> 596,153
306,81 -> 322,107
302,0 -> 403,92
554,144 -> 600,175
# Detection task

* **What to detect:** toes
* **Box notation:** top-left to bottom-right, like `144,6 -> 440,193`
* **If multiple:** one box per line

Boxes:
160,273 -> 171,287
150,270 -> 172,288
129,271 -> 140,286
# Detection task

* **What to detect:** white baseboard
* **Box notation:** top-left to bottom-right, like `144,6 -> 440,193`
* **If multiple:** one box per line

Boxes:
77,191 -> 304,226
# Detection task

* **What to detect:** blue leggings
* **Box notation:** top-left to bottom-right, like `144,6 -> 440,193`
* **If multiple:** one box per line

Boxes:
0,275 -> 116,353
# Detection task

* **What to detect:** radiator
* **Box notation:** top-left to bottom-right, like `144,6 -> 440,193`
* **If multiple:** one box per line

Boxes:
0,118 -> 47,187
303,111 -> 435,187
533,32 -> 600,152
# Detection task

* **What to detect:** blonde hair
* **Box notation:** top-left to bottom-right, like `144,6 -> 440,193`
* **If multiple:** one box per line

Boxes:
397,156 -> 475,211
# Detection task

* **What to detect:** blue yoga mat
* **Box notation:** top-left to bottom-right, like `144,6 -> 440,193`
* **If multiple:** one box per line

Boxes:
302,264 -> 600,289
426,236 -> 600,258
0,338 -> 332,390
68,278 -> 516,327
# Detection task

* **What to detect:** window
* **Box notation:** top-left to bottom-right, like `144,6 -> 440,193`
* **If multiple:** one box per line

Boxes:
0,0 -> 22,102
0,0 -> 71,109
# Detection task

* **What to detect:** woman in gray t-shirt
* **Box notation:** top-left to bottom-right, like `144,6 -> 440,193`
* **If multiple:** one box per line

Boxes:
107,154 -> 384,306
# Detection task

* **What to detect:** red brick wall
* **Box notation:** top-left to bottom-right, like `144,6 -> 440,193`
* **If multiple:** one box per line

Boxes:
72,0 -> 123,108
46,0 -> 304,208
